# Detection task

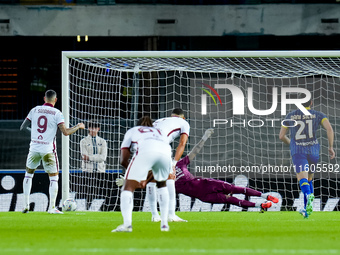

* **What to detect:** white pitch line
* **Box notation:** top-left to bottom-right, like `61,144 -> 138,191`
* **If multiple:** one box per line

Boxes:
1,248 -> 339,254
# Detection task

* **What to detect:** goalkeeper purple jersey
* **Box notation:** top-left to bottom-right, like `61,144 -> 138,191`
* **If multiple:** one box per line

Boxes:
174,155 -> 233,200
175,155 -> 194,182
175,155 -> 200,196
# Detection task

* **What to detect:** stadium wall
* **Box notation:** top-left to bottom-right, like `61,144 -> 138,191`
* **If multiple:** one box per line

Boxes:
0,4 -> 339,36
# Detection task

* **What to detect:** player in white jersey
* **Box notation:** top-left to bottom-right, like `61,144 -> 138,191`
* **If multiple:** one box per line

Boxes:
112,116 -> 172,232
20,90 -> 85,214
146,108 -> 190,222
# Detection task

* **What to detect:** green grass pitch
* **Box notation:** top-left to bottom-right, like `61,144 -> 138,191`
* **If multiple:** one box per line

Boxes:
0,211 -> 339,255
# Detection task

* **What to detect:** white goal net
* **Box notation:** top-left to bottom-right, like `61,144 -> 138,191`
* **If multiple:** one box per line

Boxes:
62,51 -> 339,212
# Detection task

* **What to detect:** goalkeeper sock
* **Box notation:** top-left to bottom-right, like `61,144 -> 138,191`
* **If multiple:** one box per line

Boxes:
166,179 -> 176,218
49,175 -> 59,209
226,196 -> 256,208
299,178 -> 311,208
120,190 -> 133,227
308,180 -> 314,194
23,172 -> 34,208
228,184 -> 261,197
157,187 -> 169,227
146,182 -> 159,218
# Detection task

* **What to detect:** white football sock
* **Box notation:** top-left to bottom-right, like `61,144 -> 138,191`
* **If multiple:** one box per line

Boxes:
166,179 -> 176,218
261,193 -> 267,199
49,175 -> 59,209
146,182 -> 159,217
23,173 -> 34,208
157,186 -> 169,227
120,190 -> 133,227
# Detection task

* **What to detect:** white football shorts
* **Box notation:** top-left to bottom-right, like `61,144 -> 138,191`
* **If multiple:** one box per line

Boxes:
26,151 -> 59,174
125,141 -> 172,182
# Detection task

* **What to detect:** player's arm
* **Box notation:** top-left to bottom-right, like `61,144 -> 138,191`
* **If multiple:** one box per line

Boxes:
120,148 -> 131,169
173,133 -> 188,162
188,128 -> 214,161
279,126 -> 290,145
321,118 -> 335,159
20,119 -> 31,134
58,122 -> 85,136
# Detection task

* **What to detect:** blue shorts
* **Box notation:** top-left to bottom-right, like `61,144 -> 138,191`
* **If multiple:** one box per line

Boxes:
292,154 -> 319,173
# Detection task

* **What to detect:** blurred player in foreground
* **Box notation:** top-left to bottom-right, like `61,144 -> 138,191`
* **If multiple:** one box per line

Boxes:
279,97 -> 335,218
117,129 -> 279,211
20,90 -> 85,214
112,116 -> 172,232
146,108 -> 190,222
174,128 -> 278,210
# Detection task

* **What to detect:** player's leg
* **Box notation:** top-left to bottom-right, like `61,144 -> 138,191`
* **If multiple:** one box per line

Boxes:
156,181 -> 170,231
113,153 -> 150,232
146,177 -> 160,222
305,170 -> 315,216
293,154 -> 312,217
167,174 -> 187,222
167,176 -> 177,220
168,182 -> 187,221
182,179 -> 272,210
22,167 -> 35,213
198,190 -> 271,210
305,154 -> 318,215
112,179 -> 139,232
308,173 -> 314,194
42,152 -> 63,214
23,151 -> 41,213
227,183 -> 279,203
294,155 -> 312,208
225,196 -> 272,210
307,154 -> 318,195
151,150 -> 173,231
204,179 -> 278,203
120,180 -> 138,228
47,172 -> 62,214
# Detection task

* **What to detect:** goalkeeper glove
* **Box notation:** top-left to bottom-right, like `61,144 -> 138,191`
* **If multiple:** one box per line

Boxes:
202,128 -> 214,141
115,174 -> 125,187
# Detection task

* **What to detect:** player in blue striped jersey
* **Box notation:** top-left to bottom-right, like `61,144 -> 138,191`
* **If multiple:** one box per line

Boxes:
279,98 -> 335,218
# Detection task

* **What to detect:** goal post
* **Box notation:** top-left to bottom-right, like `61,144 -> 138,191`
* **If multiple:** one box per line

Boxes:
61,51 -> 340,212
61,52 -> 70,204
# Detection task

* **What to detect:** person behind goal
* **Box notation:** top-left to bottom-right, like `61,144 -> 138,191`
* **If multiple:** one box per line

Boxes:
20,89 -> 85,214
146,108 -> 190,222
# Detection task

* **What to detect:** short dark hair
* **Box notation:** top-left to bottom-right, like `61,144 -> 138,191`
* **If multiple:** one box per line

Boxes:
172,108 -> 184,116
88,120 -> 100,129
45,90 -> 57,100
137,116 -> 153,127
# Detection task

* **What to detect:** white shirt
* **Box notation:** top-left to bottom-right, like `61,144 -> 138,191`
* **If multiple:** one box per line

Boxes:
153,116 -> 190,143
121,126 -> 169,153
26,103 -> 64,153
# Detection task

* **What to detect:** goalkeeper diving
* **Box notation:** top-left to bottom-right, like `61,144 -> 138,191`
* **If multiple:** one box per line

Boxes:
117,128 -> 279,210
